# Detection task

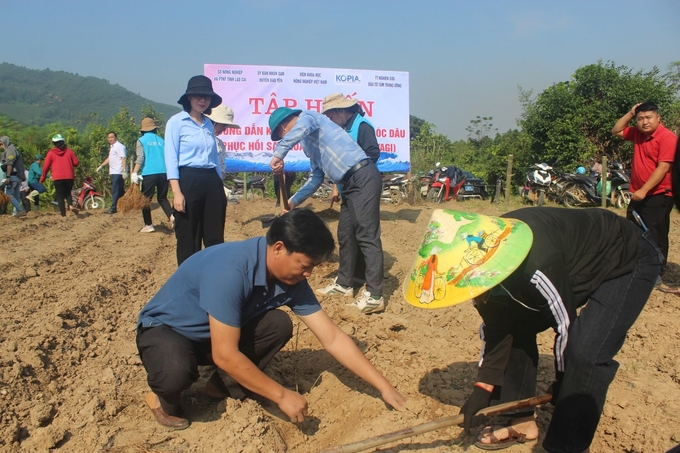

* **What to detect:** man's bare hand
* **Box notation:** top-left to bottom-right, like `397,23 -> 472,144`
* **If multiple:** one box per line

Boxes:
173,191 -> 186,212
278,389 -> 308,423
629,103 -> 642,117
381,387 -> 407,411
631,188 -> 647,202
270,157 -> 284,175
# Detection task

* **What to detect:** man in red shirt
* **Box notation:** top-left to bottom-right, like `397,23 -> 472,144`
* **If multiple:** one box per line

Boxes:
612,102 -> 678,281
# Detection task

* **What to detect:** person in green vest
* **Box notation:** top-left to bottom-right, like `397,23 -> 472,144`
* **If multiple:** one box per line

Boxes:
27,154 -> 46,208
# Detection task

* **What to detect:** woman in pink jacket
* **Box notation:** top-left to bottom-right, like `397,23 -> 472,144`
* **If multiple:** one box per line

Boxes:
40,134 -> 79,216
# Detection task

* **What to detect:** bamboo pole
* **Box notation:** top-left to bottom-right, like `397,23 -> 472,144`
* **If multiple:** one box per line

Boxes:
505,154 -> 514,202
318,394 -> 551,453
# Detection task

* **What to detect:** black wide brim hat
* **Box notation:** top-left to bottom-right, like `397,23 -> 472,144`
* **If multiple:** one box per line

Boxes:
177,75 -> 222,109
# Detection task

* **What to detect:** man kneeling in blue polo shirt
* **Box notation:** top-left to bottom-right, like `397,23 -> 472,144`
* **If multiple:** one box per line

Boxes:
136,209 -> 406,429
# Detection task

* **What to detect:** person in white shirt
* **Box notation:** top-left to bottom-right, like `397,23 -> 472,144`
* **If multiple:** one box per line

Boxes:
97,131 -> 127,214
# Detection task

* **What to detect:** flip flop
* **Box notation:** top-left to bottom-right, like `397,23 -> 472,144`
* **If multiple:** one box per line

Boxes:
657,286 -> 680,296
474,425 -> 537,451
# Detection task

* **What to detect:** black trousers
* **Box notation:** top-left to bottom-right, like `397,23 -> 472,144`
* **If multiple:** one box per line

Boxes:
136,309 -> 293,416
141,173 -> 173,225
174,167 -> 227,265
336,164 -> 384,296
627,193 -> 674,272
53,179 -> 74,217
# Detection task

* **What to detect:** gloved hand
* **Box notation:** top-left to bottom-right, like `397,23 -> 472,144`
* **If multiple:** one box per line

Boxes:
459,385 -> 492,434
547,371 -> 564,406
96,166 -> 103,173
122,171 -> 128,180
132,173 -> 142,184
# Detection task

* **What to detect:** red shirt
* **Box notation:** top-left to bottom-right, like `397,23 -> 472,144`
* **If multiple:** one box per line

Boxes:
623,124 -> 677,196
39,147 -> 79,182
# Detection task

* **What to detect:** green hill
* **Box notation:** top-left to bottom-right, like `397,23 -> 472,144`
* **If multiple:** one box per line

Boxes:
0,63 -> 180,126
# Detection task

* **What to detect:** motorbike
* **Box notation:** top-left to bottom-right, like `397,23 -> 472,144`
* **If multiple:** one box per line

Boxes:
312,179 -> 334,199
520,162 -> 556,207
419,163 -> 439,199
223,173 -> 267,199
427,165 -> 466,203
381,173 -> 408,204
561,161 -> 631,209
51,176 -> 106,211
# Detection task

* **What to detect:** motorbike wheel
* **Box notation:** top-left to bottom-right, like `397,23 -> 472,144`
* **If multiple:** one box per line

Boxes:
616,191 -> 632,209
537,190 -> 545,207
562,185 -> 582,208
389,188 -> 402,205
84,196 -> 106,210
426,187 -> 442,204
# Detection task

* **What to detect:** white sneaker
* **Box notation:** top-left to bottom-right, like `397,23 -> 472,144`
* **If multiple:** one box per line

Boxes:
139,225 -> 156,233
349,290 -> 385,314
315,280 -> 353,297
169,215 -> 176,230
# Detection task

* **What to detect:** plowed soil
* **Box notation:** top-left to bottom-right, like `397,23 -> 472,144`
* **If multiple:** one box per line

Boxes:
1,196 -> 679,453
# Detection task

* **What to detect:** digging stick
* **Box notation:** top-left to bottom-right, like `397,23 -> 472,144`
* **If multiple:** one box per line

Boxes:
317,394 -> 551,453
279,173 -> 290,211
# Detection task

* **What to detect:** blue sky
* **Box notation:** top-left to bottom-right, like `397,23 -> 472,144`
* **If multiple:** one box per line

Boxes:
1,0 -> 678,141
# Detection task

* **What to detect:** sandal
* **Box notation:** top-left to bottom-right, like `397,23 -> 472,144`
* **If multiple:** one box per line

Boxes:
474,424 -> 537,451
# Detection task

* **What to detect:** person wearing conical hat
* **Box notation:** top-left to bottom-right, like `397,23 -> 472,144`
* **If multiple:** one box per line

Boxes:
407,207 -> 661,452
131,118 -> 173,233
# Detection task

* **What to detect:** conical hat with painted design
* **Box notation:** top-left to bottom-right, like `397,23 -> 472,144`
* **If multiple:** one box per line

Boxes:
403,209 -> 533,309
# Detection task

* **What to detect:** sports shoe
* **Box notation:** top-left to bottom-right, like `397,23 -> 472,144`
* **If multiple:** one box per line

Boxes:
140,225 -> 156,233
315,280 -> 353,297
169,214 -> 176,230
350,290 -> 385,314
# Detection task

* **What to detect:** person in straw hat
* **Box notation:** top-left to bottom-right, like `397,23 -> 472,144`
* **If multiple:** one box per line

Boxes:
205,104 -> 240,179
269,106 -> 385,314
131,118 -> 173,233
322,92 -> 381,291
165,75 -> 226,265
406,207 -> 660,451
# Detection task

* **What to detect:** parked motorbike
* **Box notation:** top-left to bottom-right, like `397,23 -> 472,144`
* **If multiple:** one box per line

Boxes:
223,173 -> 267,199
520,162 -> 556,206
51,176 -> 106,211
381,173 -> 408,204
312,179 -> 334,199
427,165 -> 466,203
561,161 -> 631,208
419,163 -> 439,199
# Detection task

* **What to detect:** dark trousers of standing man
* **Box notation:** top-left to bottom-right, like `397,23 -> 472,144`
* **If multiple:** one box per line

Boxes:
627,192 -> 674,273
136,309 -> 293,416
336,163 -> 383,296
141,173 -> 173,226
110,174 -> 125,212
174,167 -> 227,266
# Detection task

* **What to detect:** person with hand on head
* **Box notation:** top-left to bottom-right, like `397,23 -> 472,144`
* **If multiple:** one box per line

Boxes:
322,92 -> 382,291
269,107 -> 385,314
131,118 -> 173,233
612,102 -> 677,284
164,75 -> 226,265
0,135 -> 28,217
447,207 -> 661,452
136,209 -> 406,430
97,131 -> 127,214
40,134 -> 80,217
27,154 -> 46,208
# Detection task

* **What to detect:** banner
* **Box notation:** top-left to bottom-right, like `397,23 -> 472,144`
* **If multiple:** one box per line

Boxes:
204,64 -> 410,173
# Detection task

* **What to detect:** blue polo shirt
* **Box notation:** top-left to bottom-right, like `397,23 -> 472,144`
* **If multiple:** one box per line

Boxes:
137,237 -> 321,341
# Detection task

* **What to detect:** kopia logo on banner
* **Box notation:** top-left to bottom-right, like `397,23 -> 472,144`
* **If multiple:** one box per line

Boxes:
335,72 -> 362,84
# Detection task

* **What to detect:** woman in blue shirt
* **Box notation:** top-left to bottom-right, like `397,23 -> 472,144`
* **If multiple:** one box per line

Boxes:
164,75 -> 227,265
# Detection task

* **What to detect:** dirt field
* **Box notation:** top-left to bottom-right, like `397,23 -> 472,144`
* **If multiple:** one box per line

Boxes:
1,195 -> 679,453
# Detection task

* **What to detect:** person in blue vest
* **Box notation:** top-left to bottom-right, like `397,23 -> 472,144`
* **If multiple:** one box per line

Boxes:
132,118 -> 173,233
322,92 -> 382,292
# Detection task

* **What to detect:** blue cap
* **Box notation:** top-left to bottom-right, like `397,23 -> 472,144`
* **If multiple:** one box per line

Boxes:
34,154 -> 43,159
269,107 -> 302,141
